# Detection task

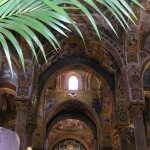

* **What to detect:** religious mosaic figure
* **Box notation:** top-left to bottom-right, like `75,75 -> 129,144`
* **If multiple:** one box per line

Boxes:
92,96 -> 102,114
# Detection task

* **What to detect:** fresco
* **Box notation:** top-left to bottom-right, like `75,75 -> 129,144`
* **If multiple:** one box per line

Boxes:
53,119 -> 88,131
53,139 -> 86,150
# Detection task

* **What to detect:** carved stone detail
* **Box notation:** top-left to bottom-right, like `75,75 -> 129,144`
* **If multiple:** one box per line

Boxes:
15,100 -> 31,112
116,126 -> 129,135
129,104 -> 145,117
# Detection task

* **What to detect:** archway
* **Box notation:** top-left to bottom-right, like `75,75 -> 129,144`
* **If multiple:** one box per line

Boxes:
45,100 -> 99,150
35,63 -> 115,150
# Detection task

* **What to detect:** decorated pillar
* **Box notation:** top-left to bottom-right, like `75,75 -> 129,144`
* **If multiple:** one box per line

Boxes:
15,59 -> 34,150
25,124 -> 36,149
15,100 -> 30,150
117,126 -> 129,150
129,105 -> 147,150
115,76 -> 129,150
124,3 -> 149,150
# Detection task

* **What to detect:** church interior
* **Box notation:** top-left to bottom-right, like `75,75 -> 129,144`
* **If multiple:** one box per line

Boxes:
0,1 -> 150,150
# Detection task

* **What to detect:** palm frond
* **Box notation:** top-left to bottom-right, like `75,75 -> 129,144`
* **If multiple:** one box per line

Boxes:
0,0 -> 72,72
0,0 -> 144,73
53,0 -> 144,31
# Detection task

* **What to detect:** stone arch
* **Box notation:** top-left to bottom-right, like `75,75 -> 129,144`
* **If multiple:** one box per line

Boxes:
58,25 -> 125,65
38,58 -> 115,107
37,25 -> 126,76
51,136 -> 90,150
45,99 -> 100,150
46,99 -> 100,135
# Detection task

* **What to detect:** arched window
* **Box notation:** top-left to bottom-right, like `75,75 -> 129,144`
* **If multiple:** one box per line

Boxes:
68,76 -> 78,90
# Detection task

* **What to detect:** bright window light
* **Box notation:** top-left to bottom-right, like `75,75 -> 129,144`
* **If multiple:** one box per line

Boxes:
68,76 -> 78,90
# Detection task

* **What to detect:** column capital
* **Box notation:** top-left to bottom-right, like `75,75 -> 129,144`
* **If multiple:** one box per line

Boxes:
15,100 -> 31,112
26,124 -> 37,133
129,104 -> 145,117
116,125 -> 129,135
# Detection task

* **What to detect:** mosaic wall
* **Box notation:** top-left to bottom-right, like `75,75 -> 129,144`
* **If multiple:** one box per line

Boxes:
0,62 -> 17,85
53,139 -> 87,150
48,119 -> 94,149
116,77 -> 128,124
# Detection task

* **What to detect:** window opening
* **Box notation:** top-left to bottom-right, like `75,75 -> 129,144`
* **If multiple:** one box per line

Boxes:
68,76 -> 78,90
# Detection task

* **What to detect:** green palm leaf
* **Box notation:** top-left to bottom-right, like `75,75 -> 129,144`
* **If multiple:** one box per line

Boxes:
0,0 -> 72,72
0,0 -> 144,73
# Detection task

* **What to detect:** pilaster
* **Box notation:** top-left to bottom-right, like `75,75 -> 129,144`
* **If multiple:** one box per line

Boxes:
25,124 -> 37,149
116,126 -> 129,150
15,100 -> 30,150
129,104 -> 147,150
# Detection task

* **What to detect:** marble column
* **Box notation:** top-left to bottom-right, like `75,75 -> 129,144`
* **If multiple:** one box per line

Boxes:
24,124 -> 36,150
117,126 -> 129,150
129,105 -> 147,150
15,100 -> 30,150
